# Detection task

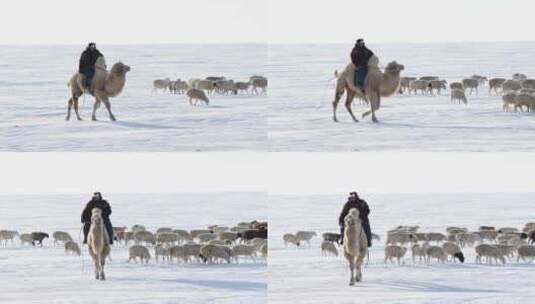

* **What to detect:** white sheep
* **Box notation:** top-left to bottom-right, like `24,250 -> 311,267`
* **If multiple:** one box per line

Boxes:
186,88 -> 210,106
156,227 -> 173,234
295,231 -> 317,246
451,89 -> 468,104
195,80 -> 215,94
426,246 -> 447,263
283,233 -> 300,247
173,229 -> 192,242
0,230 -> 19,246
517,245 -> 535,263
198,233 -> 218,243
514,93 -> 535,112
456,233 -> 477,247
169,245 -> 186,264
462,78 -> 479,95
53,231 -> 73,245
134,231 -> 156,246
512,73 -> 527,81
20,233 -> 33,246
218,231 -> 239,243
259,243 -> 268,259
153,78 -> 171,93
385,245 -> 407,264
320,241 -> 338,257
411,243 -> 428,263
200,244 -> 232,264
250,76 -> 267,94
521,79 -> 535,90
479,230 -> 498,242
400,76 -> 417,94
156,232 -> 179,246
429,80 -> 447,95
442,242 -> 465,263
494,244 -> 516,259
182,243 -> 202,263
426,232 -> 447,243
154,244 -> 171,263
502,80 -> 522,92
502,91 -> 518,112
386,232 -> 417,246
236,81 -> 251,94
232,244 -> 257,263
128,245 -> 151,264
488,78 -> 506,95
420,76 -> 439,81
64,241 -> 81,256
475,244 -> 505,264
409,80 -> 429,95
449,82 -> 464,91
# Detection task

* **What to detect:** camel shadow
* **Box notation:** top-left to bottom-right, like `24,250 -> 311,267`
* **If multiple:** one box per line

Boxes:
118,277 -> 266,292
377,279 -> 501,294
100,120 -> 180,130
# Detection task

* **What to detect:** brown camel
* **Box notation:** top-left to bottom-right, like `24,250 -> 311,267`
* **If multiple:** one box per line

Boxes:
87,208 -> 111,280
332,60 -> 404,123
66,57 -> 131,121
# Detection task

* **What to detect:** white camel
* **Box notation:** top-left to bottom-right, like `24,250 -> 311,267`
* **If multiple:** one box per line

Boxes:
87,208 -> 111,280
343,208 -> 368,285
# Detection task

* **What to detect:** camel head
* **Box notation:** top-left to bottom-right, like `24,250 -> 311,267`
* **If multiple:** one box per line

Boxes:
385,61 -> 405,74
110,62 -> 131,75
344,208 -> 360,227
91,208 -> 103,225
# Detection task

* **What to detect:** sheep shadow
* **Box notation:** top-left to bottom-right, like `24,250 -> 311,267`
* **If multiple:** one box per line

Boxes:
117,276 -> 266,292
376,279 -> 501,294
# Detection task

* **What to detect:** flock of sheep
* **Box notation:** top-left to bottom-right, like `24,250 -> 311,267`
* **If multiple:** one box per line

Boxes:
153,75 -> 268,106
0,220 -> 268,265
282,221 -> 535,265
399,73 -> 535,112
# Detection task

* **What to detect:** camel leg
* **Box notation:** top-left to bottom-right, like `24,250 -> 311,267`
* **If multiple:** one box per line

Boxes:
355,256 -> 364,282
100,254 -> 106,280
332,92 -> 343,122
92,98 -> 101,121
99,95 -> 116,121
344,90 -> 358,122
66,98 -> 73,121
73,97 -> 82,121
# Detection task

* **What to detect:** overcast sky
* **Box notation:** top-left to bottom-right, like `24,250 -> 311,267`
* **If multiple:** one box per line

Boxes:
1,0 -> 533,44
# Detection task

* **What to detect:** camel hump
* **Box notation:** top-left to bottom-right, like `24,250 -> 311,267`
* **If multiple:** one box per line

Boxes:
368,55 -> 380,69
95,56 -> 107,70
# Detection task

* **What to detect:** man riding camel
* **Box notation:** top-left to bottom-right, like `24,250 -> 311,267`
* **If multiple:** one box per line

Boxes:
350,38 -> 374,93
79,42 -> 104,90
81,192 -> 114,245
339,191 -> 372,247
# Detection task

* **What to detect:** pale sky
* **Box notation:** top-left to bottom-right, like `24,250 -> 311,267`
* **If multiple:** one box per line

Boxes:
1,0 -> 533,44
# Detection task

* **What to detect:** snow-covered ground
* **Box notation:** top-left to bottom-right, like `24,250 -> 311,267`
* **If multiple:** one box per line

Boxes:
269,193 -> 535,304
268,42 -> 535,151
0,44 -> 267,151
0,192 -> 267,304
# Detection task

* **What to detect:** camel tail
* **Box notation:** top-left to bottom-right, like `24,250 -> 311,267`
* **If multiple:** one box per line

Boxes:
334,70 -> 339,78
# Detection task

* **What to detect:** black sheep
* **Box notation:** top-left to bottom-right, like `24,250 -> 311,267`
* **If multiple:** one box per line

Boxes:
31,232 -> 49,246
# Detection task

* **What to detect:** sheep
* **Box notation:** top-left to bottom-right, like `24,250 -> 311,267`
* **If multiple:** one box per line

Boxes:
0,230 -> 19,246
186,88 -> 210,106
131,225 -> 146,233
426,232 -> 447,244
20,233 -> 33,246
154,244 -> 171,263
235,81 -> 251,94
471,75 -> 488,85
190,229 -> 212,239
520,88 -> 535,94
529,231 -> 535,245
371,233 -> 381,241
420,76 -> 439,81
169,245 -> 186,264
462,78 -> 479,95
156,227 -> 173,234
509,238 -> 527,247
251,221 -> 268,230
134,231 -> 155,246
200,244 -> 232,264
523,222 -> 535,233
195,80 -> 215,94
170,80 -> 189,94
384,245 -> 407,264
198,233 -> 218,243
475,244 -> 505,264
248,237 -> 267,250
188,78 -> 201,88
514,93 -> 535,112
517,245 -> 535,263
322,232 -> 341,244
451,89 -> 468,104
218,231 -> 239,243
128,245 -> 151,264
446,227 -> 468,234
498,227 -> 519,234
449,82 -> 464,91
64,241 -> 81,256
411,243 -> 429,263
494,244 -> 516,259
214,80 -> 237,95
502,91 -> 518,112
295,231 -> 317,246
208,240 -> 229,246
429,80 -> 447,95
479,229 -> 498,242
321,241 -> 339,256
414,233 -> 428,242
386,232 -> 417,246
250,76 -> 268,94
479,226 -> 495,231
400,76 -> 416,94
259,243 -> 268,259
426,246 -> 447,263
283,233 -> 300,247
232,244 -> 257,262
502,80 -> 522,93
53,231 -> 73,245
409,80 -> 429,95
206,76 -> 226,82
521,79 -> 535,90
156,232 -> 179,246
173,229 -> 192,241
456,233 -> 477,247
209,225 -> 229,233
237,229 -> 267,242
442,242 -> 465,263
31,232 -> 49,246
182,243 -> 202,263
153,78 -> 171,93
488,78 -> 506,95
512,73 -> 527,81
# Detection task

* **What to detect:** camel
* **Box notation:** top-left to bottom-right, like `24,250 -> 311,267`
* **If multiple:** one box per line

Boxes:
66,57 -> 131,121
343,208 -> 368,286
333,58 -> 404,123
87,208 -> 111,280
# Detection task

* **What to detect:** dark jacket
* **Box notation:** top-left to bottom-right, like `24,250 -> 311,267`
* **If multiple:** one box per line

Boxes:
350,44 -> 374,69
338,198 -> 370,226
81,198 -> 112,223
79,47 -> 104,77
